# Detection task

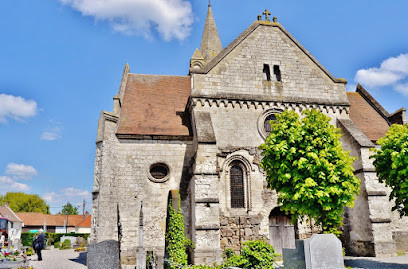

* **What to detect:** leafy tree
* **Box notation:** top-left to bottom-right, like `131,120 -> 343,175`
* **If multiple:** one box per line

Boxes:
370,124 -> 408,217
0,192 -> 49,213
61,202 -> 79,215
259,109 -> 360,235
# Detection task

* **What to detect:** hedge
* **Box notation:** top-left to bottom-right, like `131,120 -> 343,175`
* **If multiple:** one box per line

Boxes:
21,232 -> 90,246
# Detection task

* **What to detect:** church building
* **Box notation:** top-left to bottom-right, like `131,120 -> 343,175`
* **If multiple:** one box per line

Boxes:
91,4 -> 408,268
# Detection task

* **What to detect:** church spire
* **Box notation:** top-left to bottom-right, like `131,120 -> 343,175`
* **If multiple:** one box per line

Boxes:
200,2 -> 222,62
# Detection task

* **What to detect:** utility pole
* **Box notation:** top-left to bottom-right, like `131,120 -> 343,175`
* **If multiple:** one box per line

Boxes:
82,200 -> 85,216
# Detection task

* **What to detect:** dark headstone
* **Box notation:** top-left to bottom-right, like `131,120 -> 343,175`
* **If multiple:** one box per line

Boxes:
283,240 -> 306,269
305,234 -> 344,269
87,240 -> 120,269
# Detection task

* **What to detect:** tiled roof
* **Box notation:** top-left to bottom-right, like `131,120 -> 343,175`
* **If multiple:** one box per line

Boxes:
0,206 -> 22,223
77,215 -> 91,228
116,74 -> 192,137
347,92 -> 390,141
17,212 -> 88,227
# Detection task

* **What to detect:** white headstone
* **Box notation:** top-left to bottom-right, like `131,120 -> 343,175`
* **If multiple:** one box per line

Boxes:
304,234 -> 344,269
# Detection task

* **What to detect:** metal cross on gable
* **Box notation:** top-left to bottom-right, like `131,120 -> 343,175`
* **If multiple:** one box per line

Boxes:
263,9 -> 271,21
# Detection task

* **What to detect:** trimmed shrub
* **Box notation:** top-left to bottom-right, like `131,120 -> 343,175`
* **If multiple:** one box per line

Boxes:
59,239 -> 71,250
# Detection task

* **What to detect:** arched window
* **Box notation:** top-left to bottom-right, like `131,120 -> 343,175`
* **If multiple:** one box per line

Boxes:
230,162 -> 245,208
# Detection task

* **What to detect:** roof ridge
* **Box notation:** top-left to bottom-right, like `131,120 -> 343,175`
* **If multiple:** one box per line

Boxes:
356,84 -> 390,124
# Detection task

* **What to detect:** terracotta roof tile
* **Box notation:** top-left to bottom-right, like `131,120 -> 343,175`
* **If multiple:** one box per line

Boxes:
17,212 -> 86,227
347,92 -> 390,141
0,206 -> 22,223
116,74 -> 192,137
77,215 -> 91,227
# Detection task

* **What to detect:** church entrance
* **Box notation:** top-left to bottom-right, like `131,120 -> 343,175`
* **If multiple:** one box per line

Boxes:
269,208 -> 296,254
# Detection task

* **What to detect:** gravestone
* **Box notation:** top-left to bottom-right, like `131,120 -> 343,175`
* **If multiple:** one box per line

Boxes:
60,236 -> 77,246
87,240 -> 120,269
283,240 -> 306,269
304,234 -> 344,269
136,247 -> 146,269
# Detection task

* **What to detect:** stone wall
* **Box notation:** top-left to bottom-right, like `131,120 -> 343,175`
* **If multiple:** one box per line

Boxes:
92,110 -> 195,268
220,215 -> 266,253
192,25 -> 348,106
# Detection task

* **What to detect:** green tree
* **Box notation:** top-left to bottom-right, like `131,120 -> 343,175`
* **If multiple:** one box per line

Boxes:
259,109 -> 360,235
371,124 -> 408,217
61,202 -> 79,215
0,192 -> 50,213
165,191 -> 188,269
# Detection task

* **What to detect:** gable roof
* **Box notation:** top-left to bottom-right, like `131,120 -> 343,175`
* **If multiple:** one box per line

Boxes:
347,91 -> 390,141
0,205 -> 22,223
17,212 -> 87,227
116,74 -> 192,139
191,20 -> 347,85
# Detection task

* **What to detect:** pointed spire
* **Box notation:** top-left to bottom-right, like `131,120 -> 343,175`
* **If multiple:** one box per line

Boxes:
200,3 -> 222,62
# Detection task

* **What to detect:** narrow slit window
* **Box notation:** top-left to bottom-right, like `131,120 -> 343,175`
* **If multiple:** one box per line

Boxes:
263,64 -> 271,81
274,65 -> 281,82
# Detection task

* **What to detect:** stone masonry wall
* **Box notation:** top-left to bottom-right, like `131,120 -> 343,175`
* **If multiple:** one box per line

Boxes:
192,25 -> 349,106
220,215 -> 266,253
93,111 -> 195,268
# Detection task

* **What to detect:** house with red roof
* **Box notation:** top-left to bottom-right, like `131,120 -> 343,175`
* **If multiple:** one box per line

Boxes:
17,212 -> 91,234
0,204 -> 23,248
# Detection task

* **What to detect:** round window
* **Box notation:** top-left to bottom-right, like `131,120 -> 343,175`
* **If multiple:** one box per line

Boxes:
258,109 -> 281,139
263,114 -> 276,135
148,163 -> 170,182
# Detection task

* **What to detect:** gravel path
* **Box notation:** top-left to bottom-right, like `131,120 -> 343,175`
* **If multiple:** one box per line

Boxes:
28,248 -> 86,269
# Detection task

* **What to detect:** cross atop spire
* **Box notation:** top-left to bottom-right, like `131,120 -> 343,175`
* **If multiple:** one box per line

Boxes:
208,0 -> 211,7
263,9 -> 271,21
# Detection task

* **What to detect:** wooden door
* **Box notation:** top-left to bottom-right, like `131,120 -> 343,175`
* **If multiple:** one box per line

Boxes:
269,215 -> 295,254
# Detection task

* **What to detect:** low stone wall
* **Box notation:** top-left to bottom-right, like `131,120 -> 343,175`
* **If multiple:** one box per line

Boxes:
219,215 -> 266,253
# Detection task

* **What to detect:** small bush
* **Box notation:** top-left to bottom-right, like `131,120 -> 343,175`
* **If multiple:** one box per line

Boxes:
224,240 -> 278,269
59,239 -> 71,250
54,241 -> 61,248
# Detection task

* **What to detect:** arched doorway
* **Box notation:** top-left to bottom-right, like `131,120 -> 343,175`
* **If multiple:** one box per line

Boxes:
269,208 -> 296,254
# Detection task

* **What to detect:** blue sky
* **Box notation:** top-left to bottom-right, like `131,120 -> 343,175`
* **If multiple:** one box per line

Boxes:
1,0 -> 407,214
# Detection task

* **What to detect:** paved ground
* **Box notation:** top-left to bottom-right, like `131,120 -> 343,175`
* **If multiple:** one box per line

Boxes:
344,254 -> 408,269
28,248 -> 86,269
23,249 -> 408,269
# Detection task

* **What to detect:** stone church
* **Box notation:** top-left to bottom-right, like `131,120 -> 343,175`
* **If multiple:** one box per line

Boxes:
91,4 -> 408,268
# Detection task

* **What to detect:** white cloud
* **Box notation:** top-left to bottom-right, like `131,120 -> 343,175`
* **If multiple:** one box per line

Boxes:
42,187 -> 91,214
355,53 -> 408,94
355,69 -> 403,87
0,94 -> 37,123
42,192 -> 57,203
62,187 -> 91,198
0,176 -> 30,192
41,121 -> 63,141
59,0 -> 193,41
396,83 -> 408,96
5,163 -> 38,179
